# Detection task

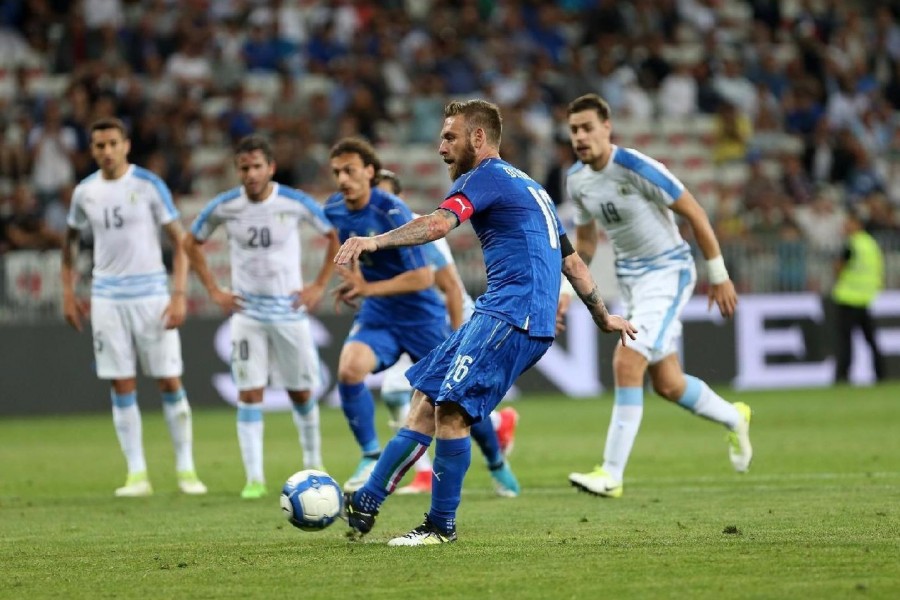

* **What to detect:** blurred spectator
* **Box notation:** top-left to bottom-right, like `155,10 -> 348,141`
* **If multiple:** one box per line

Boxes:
0,112 -> 29,180
658,58 -> 698,118
242,8 -> 297,73
165,38 -> 213,98
775,220 -> 808,292
794,185 -> 846,258
82,0 -> 123,31
825,72 -> 869,132
742,155 -> 782,213
3,182 -> 61,251
26,99 -> 78,207
781,153 -> 816,206
543,136 -> 576,207
713,55 -> 757,117
711,101 -> 752,164
219,85 -> 257,145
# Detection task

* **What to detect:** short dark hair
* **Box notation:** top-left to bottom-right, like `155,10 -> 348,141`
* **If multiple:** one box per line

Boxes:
329,137 -> 382,173
567,94 -> 611,121
90,117 -> 128,139
234,134 -> 274,163
375,169 -> 402,195
444,99 -> 502,146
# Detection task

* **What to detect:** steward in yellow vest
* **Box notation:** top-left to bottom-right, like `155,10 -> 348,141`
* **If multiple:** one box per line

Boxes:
831,212 -> 885,382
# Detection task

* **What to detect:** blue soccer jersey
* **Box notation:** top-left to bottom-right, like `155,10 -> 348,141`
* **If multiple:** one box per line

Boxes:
324,187 -> 447,327
440,158 -> 564,338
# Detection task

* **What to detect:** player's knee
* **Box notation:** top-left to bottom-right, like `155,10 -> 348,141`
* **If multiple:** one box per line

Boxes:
336,365 -> 367,384
435,402 -> 469,437
288,389 -> 312,405
156,377 -> 182,393
239,389 -> 264,404
612,354 -> 645,384
652,380 -> 683,402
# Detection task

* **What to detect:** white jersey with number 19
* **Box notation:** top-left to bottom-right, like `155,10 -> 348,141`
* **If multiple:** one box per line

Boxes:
566,145 -> 691,278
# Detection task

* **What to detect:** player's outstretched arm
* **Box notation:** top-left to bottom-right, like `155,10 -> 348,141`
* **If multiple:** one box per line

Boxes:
334,209 -> 458,265
670,191 -> 738,318
561,250 -> 637,345
61,227 -> 88,332
162,221 -> 188,329
182,233 -> 243,314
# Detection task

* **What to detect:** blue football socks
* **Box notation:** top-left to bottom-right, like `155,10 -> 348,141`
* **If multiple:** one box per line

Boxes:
428,437 -> 472,534
338,382 -> 379,455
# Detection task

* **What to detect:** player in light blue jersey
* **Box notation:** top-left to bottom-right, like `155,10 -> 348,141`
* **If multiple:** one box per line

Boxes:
183,135 -> 339,499
62,117 -> 206,497
559,94 -> 753,499
323,137 -> 451,494
335,100 -> 636,545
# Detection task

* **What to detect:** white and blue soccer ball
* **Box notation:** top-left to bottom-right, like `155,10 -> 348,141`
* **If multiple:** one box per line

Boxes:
280,469 -> 343,531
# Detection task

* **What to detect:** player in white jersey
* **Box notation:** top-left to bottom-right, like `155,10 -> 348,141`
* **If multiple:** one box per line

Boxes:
373,170 -> 521,497
558,94 -> 753,498
61,118 -> 206,498
183,134 -> 339,500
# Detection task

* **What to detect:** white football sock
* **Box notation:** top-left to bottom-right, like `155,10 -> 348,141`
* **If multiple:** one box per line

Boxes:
292,401 -> 322,469
602,387 -> 644,482
112,396 -> 146,475
237,401 -> 264,483
162,390 -> 195,473
677,375 -> 740,430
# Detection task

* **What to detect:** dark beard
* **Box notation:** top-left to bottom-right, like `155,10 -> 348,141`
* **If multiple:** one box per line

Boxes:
447,141 -> 477,180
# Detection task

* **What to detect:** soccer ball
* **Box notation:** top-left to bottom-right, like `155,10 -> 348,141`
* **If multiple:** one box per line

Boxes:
280,469 -> 343,531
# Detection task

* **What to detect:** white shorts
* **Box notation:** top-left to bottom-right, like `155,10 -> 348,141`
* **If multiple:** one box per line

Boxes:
230,313 -> 320,392
618,265 -> 696,365
91,296 -> 183,379
381,353 -> 414,394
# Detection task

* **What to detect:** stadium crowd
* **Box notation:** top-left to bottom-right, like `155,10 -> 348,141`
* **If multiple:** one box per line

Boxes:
0,0 -> 899,294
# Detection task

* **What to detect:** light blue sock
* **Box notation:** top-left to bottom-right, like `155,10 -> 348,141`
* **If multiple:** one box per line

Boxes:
292,400 -> 315,416
112,390 -> 137,408
355,428 -> 432,512
470,418 -> 503,470
428,437 -> 472,534
338,382 -> 379,455
161,389 -> 185,405
677,375 -> 740,428
676,375 -> 703,410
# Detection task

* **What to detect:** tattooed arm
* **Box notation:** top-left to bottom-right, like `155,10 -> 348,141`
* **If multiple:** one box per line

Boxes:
561,251 -> 637,344
334,209 -> 458,265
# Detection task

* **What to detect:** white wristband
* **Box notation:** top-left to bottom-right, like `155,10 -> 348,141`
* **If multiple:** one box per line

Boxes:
706,255 -> 729,285
560,278 -> 576,298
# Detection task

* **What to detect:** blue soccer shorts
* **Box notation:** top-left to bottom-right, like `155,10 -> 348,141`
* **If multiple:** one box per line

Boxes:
346,317 -> 451,373
406,312 -> 552,423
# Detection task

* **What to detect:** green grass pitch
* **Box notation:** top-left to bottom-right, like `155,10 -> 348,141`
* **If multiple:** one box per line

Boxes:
1,384 -> 898,599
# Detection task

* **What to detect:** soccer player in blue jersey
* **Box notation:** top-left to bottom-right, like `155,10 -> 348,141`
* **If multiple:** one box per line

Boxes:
374,169 -> 521,498
323,137 -> 453,494
335,100 -> 636,545
559,94 -> 753,499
